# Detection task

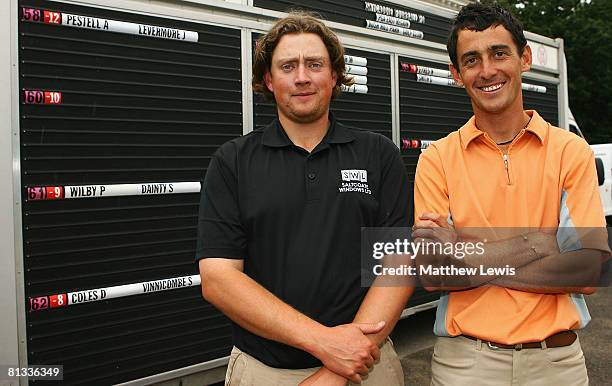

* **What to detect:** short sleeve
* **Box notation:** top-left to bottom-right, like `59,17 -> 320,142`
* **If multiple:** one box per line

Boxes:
375,136 -> 411,227
413,145 -> 450,223
559,137 -> 611,254
195,148 -> 247,261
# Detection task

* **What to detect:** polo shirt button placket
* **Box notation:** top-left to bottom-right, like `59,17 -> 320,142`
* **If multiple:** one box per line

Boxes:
305,166 -> 321,202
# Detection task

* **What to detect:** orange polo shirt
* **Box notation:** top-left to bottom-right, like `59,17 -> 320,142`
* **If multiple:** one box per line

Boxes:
414,110 -> 610,344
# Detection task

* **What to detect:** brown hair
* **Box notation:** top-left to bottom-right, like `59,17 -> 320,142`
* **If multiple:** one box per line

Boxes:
252,11 -> 354,101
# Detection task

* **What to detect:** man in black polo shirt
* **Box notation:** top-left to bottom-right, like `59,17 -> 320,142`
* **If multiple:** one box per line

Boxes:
196,12 -> 413,386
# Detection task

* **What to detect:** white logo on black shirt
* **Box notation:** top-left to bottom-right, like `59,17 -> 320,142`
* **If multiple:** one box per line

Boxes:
339,169 -> 371,194
341,169 -> 368,182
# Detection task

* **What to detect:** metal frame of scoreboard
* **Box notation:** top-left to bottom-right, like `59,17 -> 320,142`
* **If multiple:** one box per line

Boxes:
1,0 -> 568,385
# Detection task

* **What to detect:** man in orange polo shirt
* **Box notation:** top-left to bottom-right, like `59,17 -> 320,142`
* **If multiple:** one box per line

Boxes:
413,3 -> 610,385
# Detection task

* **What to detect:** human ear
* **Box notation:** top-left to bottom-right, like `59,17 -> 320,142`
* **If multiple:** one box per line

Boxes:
521,44 -> 532,72
449,63 -> 463,87
264,72 -> 273,93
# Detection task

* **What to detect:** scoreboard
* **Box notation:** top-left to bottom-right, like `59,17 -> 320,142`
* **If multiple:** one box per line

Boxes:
8,0 -> 564,384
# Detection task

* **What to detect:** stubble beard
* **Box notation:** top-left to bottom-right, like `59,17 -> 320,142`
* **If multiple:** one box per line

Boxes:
281,97 -> 329,124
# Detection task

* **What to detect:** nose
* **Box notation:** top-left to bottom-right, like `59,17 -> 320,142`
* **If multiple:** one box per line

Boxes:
480,57 -> 497,80
294,63 -> 311,85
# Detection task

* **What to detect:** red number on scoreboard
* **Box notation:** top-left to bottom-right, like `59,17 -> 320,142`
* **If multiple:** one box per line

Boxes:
27,187 -> 42,200
49,294 -> 67,308
24,91 -> 61,104
27,186 -> 63,200
29,296 -> 49,312
43,11 -> 61,24
45,186 -> 63,199
44,92 -> 62,104
21,8 -> 42,22
24,90 -> 44,104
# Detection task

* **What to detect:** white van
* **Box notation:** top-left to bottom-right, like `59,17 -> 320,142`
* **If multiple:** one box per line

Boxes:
565,111 -> 611,222
592,143 -> 612,223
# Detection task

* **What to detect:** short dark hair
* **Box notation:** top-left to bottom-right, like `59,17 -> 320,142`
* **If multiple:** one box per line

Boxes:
447,2 -> 527,71
252,11 -> 353,101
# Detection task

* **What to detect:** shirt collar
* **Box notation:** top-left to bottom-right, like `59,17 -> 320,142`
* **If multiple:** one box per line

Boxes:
459,110 -> 547,149
524,110 -> 547,143
261,112 -> 354,148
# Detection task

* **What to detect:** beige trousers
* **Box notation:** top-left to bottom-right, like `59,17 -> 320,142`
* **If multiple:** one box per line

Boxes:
225,339 -> 404,386
431,335 -> 588,386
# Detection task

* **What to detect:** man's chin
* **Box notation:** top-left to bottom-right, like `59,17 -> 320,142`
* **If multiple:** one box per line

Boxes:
475,101 -> 512,115
285,108 -> 327,124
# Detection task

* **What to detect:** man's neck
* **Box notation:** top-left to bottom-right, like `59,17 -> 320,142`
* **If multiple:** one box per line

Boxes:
278,111 -> 330,152
474,106 -> 531,145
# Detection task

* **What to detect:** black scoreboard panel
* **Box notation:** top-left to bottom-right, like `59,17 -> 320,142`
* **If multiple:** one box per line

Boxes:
523,78 -> 559,126
334,48 -> 393,139
398,56 -> 472,307
19,0 -> 240,383
399,56 -> 473,223
254,0 -> 452,45
253,41 -> 393,139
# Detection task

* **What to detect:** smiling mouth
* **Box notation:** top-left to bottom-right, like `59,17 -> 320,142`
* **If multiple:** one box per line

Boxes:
294,92 -> 315,97
478,82 -> 505,92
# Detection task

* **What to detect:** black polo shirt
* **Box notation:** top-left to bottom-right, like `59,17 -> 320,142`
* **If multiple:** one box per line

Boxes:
196,114 -> 410,369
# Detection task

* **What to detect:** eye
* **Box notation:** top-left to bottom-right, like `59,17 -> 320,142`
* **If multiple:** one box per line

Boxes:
494,50 -> 507,58
309,62 -> 322,69
464,57 -> 477,67
281,63 -> 294,72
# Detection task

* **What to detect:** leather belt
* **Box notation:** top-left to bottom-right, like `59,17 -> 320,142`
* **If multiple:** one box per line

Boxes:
464,330 -> 577,351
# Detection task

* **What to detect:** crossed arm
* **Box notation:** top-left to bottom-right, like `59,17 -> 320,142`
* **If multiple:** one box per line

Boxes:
412,213 -> 603,294
199,258 -> 413,385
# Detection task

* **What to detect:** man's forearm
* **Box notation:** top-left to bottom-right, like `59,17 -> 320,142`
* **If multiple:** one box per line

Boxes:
353,285 -> 415,346
416,234 -> 544,290
418,246 -> 602,293
201,263 -> 323,353
489,249 -> 602,293
461,233 -> 549,274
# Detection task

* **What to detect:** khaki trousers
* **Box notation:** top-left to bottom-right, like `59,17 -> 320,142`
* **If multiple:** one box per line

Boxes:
225,339 -> 404,386
431,335 -> 588,386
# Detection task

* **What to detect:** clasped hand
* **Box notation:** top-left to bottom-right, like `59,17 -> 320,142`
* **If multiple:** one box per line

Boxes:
310,321 -> 385,384
412,212 -> 457,245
